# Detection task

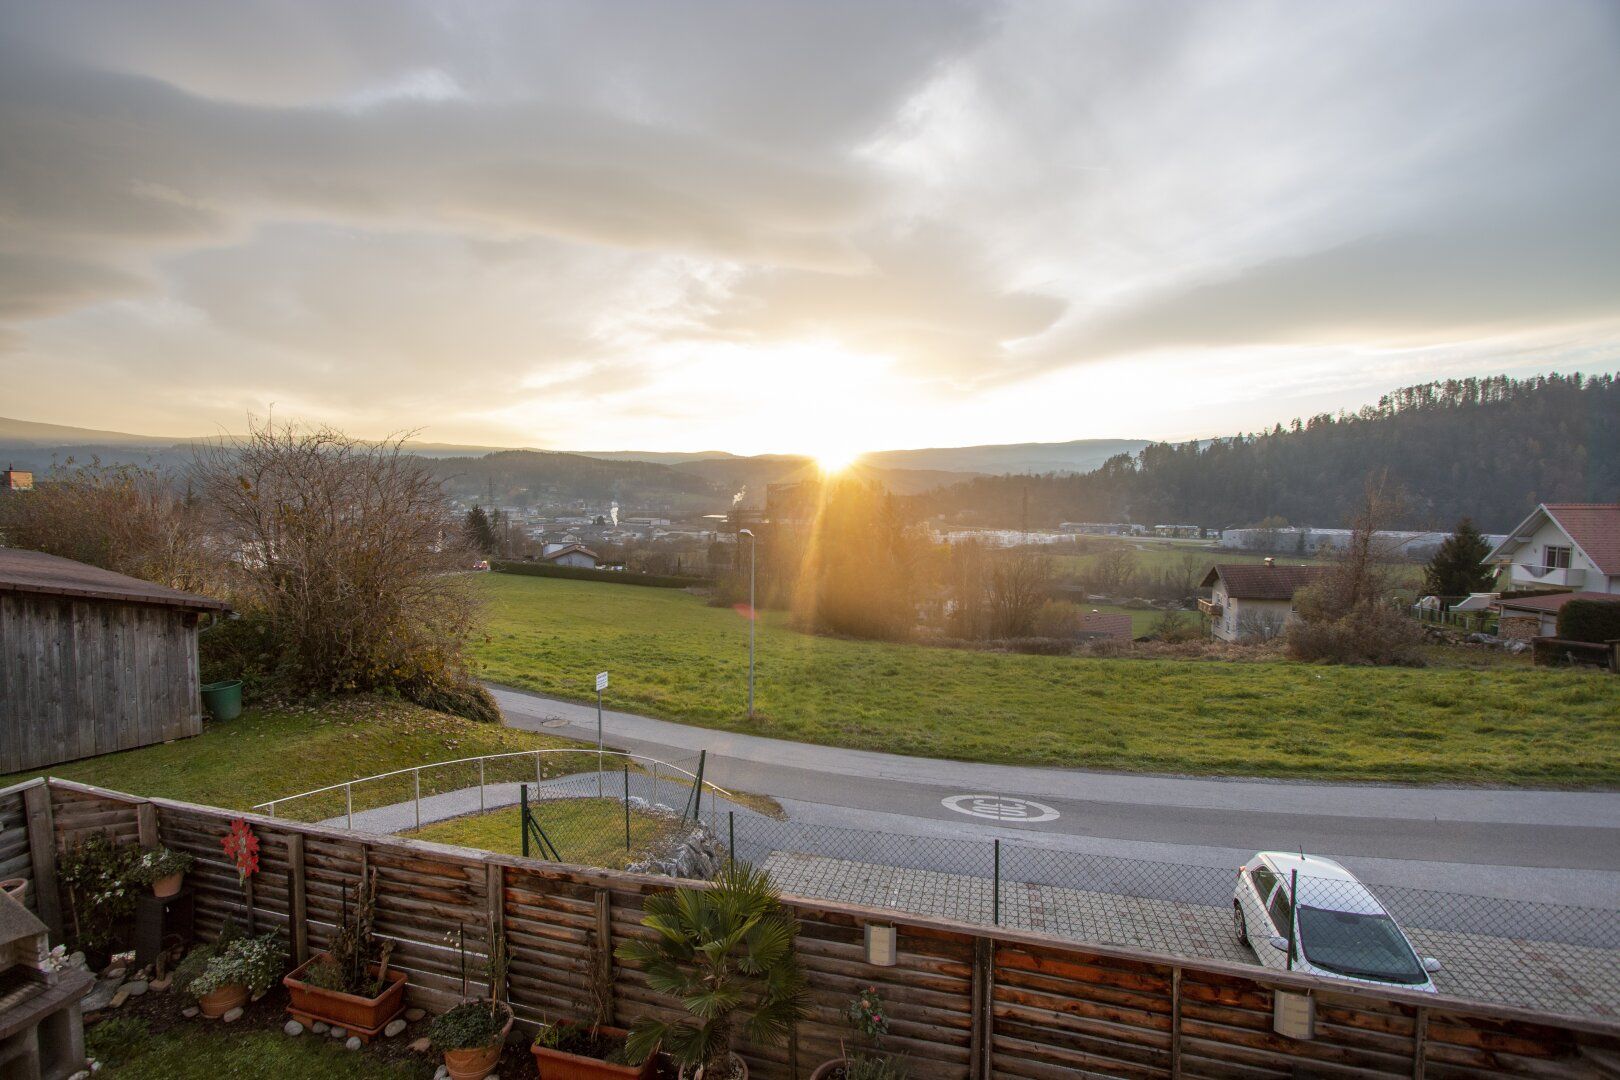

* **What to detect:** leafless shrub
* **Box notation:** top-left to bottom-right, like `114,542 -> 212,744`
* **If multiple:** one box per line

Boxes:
0,461 -> 218,594
193,422 -> 495,717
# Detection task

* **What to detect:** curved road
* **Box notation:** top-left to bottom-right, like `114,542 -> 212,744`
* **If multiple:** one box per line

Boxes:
489,684 -> 1620,909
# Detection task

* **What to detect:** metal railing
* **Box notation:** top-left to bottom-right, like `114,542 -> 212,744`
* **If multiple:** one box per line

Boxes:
251,747 -> 733,832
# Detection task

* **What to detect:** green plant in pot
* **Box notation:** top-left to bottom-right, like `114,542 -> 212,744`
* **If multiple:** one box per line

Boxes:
430,925 -> 513,1080
615,864 -> 808,1080
129,846 -> 195,898
58,833 -> 141,970
173,920 -> 286,1019
810,987 -> 908,1080
283,868 -> 409,1039
531,904 -> 653,1079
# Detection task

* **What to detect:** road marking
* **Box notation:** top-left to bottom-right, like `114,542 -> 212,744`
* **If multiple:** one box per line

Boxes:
942,794 -> 1060,823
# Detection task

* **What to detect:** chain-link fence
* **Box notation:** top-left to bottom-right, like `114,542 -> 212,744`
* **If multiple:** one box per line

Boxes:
260,760 -> 1620,1019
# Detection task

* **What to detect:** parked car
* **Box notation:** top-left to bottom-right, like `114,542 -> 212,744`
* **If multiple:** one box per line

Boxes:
1233,852 -> 1441,992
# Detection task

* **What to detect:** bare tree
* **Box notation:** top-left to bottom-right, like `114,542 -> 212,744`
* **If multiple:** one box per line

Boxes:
1088,542 -> 1138,593
986,551 -> 1053,638
0,461 -> 216,594
194,422 -> 494,715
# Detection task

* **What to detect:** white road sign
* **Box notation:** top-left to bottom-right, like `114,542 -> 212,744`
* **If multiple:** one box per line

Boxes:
595,671 -> 609,692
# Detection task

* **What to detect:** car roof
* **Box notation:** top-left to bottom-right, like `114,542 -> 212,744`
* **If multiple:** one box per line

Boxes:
1256,853 -> 1384,915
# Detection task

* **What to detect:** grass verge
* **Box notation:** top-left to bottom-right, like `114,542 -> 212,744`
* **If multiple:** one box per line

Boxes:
405,798 -> 686,869
473,574 -> 1620,787
2,696 -> 600,812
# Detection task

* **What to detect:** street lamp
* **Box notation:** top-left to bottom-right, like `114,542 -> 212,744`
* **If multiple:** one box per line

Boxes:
738,528 -> 756,718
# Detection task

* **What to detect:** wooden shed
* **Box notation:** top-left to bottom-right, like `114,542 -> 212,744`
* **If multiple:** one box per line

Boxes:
0,548 -> 228,773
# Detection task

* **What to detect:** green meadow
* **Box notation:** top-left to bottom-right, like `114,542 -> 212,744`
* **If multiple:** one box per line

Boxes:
473,574 -> 1620,787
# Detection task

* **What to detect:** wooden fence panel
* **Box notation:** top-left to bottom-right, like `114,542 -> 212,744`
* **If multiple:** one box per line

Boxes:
7,780 -> 1617,1080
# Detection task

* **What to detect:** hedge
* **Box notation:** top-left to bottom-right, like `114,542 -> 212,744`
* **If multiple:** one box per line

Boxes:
491,560 -> 709,589
1556,598 -> 1620,643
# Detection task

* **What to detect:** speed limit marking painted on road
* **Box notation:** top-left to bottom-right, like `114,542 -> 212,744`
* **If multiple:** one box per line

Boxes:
942,794 -> 1060,823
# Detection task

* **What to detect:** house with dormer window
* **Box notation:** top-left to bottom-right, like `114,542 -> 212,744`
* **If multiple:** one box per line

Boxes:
1484,503 -> 1620,635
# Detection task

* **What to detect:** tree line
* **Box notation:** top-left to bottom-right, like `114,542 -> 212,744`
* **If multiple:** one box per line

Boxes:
912,372 -> 1619,532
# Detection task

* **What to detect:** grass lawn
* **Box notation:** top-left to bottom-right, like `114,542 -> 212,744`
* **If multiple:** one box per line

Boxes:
91,1024 -> 431,1079
1,696 -> 600,813
473,574 -> 1620,787
406,798 -> 687,869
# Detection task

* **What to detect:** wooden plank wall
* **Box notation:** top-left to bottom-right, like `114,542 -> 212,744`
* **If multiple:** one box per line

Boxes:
25,781 -> 1620,1079
0,594 -> 203,774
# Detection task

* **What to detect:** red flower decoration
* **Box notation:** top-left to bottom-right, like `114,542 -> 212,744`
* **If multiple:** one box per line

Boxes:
222,818 -> 260,884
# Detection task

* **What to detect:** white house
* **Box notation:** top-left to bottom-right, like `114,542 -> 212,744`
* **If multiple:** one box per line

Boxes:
1198,561 -> 1330,642
1484,503 -> 1620,637
541,543 -> 601,569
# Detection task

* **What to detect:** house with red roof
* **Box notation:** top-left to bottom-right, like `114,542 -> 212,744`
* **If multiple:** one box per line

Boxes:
1484,503 -> 1620,636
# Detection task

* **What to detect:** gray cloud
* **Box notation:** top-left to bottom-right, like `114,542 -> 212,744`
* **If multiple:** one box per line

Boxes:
1,0 -> 1616,445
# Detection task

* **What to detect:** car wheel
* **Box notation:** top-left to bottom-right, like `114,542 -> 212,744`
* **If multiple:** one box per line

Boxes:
1232,902 -> 1249,945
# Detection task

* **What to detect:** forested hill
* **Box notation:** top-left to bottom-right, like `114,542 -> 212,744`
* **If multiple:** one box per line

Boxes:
914,373 -> 1620,532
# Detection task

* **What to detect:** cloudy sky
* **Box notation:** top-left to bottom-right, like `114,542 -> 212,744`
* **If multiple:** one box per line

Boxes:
2,1 -> 1617,457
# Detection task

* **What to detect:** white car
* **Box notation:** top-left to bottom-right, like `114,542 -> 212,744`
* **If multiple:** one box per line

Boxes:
1233,852 -> 1441,992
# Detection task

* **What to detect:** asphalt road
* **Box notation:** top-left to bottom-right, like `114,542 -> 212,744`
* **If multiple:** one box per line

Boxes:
489,684 -> 1620,909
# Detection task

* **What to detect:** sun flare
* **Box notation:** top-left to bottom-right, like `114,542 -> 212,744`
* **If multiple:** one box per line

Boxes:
813,446 -> 863,474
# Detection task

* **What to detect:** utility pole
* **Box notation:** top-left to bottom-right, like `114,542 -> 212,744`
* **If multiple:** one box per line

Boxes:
738,529 -> 757,718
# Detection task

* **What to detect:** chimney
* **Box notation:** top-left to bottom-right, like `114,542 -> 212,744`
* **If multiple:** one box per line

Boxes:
1264,557 -> 1275,568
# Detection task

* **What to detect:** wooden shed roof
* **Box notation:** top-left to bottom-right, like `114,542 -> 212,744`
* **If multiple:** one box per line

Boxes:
0,548 -> 228,612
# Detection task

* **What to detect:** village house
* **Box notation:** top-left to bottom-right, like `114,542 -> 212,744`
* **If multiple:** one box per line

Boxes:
1484,503 -> 1620,636
1199,560 -> 1330,642
540,542 -> 602,569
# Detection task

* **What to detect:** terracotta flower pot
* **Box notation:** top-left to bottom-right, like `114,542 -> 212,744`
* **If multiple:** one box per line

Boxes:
198,982 -> 249,1018
0,878 -> 27,904
153,873 -> 183,898
531,1024 -> 656,1079
283,953 -> 408,1042
809,1061 -> 850,1080
443,1009 -> 513,1080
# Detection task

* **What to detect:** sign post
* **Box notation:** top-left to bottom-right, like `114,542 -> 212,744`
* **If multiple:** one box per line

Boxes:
595,671 -> 608,796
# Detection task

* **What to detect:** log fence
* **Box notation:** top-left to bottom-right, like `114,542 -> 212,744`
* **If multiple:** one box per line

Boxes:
1,776 -> 1616,1078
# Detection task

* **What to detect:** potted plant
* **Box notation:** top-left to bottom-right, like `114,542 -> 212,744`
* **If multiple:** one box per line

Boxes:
57,833 -> 140,970
430,925 -> 512,1080
129,846 -> 195,897
810,987 -> 908,1080
533,1021 -> 654,1079
614,864 -> 807,1080
283,868 -> 408,1040
173,921 -> 285,1018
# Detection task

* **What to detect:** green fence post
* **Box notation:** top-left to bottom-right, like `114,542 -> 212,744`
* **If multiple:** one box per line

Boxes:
624,765 -> 631,852
693,750 -> 707,822
520,784 -> 530,859
993,839 -> 1001,926
1287,869 -> 1298,971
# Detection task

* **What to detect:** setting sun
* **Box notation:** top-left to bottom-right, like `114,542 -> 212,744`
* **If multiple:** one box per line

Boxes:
814,446 -> 863,474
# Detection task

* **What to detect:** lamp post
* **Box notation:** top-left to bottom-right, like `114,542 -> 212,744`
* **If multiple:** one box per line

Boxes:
738,528 -> 756,718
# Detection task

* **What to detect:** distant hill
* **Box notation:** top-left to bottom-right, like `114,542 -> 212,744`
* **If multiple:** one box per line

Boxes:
914,373 -> 1620,532
864,439 -> 1150,476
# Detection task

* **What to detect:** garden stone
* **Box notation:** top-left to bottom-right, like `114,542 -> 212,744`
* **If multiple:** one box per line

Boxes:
103,967 -> 125,981
149,977 -> 171,992
384,1018 -> 407,1038
345,1036 -> 362,1051
311,1021 -> 329,1034
68,1072 -> 89,1080
434,1067 -> 449,1080
81,979 -> 123,1012
108,990 -> 129,1009
330,1026 -> 347,1039
123,980 -> 148,997
222,1006 -> 244,1023
409,1037 -> 431,1053
284,1020 -> 304,1036
405,1007 -> 426,1022
181,1007 -> 199,1018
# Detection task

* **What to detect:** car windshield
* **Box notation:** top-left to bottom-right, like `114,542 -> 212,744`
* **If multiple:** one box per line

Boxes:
1296,906 -> 1426,983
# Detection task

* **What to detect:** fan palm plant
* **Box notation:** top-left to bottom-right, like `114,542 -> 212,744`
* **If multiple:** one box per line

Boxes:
615,865 -> 807,1078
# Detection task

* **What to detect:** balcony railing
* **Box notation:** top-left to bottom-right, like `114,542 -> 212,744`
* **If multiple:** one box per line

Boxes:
1197,598 -> 1222,617
1513,564 -> 1585,588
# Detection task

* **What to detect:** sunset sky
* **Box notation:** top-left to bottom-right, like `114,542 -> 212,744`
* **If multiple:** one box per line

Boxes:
2,0 -> 1617,457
